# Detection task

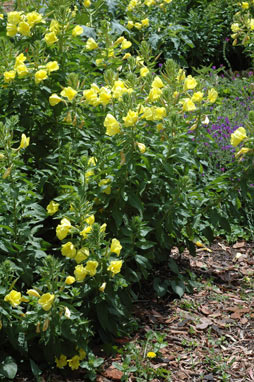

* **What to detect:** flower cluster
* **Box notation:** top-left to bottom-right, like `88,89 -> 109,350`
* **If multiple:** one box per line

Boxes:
6,10 -> 43,37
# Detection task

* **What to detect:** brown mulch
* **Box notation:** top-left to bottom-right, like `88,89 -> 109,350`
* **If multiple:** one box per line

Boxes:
95,240 -> 254,382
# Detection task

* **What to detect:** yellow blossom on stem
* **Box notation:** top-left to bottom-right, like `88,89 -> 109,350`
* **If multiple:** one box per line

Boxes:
26,11 -> 43,27
72,25 -> 83,37
16,64 -> 29,78
147,352 -> 156,358
38,293 -> 55,311
6,23 -> 17,37
61,242 -> 76,259
4,290 -> 22,307
27,289 -> 40,298
110,238 -> 122,255
4,70 -> 16,83
55,354 -> 68,368
107,260 -> 123,275
137,142 -> 146,153
65,276 -> 75,285
46,61 -> 59,73
45,31 -> 58,46
75,247 -> 89,263
19,133 -> 30,149
68,355 -> 80,370
46,200 -> 59,215
56,218 -> 71,240
183,75 -> 197,91
104,114 -> 121,136
235,147 -> 251,158
85,260 -> 99,276
207,88 -> 218,103
230,127 -> 247,147
83,0 -> 91,7
140,66 -> 149,77
123,110 -> 138,127
49,94 -> 62,106
18,21 -> 31,36
86,37 -> 98,50
60,87 -> 77,101
74,264 -> 87,282
35,69 -> 48,84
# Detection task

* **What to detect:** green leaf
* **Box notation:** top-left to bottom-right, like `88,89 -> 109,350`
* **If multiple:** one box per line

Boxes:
0,356 -> 17,379
153,277 -> 169,297
30,359 -> 42,380
168,258 -> 179,274
170,279 -> 185,298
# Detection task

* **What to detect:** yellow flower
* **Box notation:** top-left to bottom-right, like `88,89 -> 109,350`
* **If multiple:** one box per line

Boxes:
123,110 -> 138,127
26,11 -> 42,27
99,178 -> 111,194
230,127 -> 247,147
68,355 -> 80,370
61,242 -> 76,258
65,276 -> 76,285
4,70 -> 16,83
85,215 -> 95,225
45,31 -> 58,46
152,107 -> 166,120
15,53 -> 26,67
127,20 -> 134,29
152,76 -> 164,88
107,260 -> 123,275
60,87 -> 77,101
141,18 -> 149,27
110,238 -> 122,256
46,200 -> 59,215
147,352 -> 156,358
88,156 -> 97,166
83,88 -> 99,106
99,282 -> 106,292
137,142 -> 146,153
80,225 -> 92,239
35,69 -> 48,84
242,2 -> 249,9
100,223 -> 107,232
86,37 -> 98,50
74,264 -> 87,282
121,38 -> 132,49
140,67 -> 149,77
46,61 -> 59,73
78,348 -> 87,360
6,23 -> 17,37
16,64 -> 29,78
148,87 -> 162,101
56,218 -> 72,240
176,69 -> 186,82
75,247 -> 90,263
50,19 -> 60,34
7,11 -> 21,25
231,23 -> 240,33
181,98 -> 196,112
18,21 -> 31,36
99,87 -> 111,106
123,53 -> 131,60
83,0 -> 91,6
207,88 -> 218,103
104,114 -> 121,136
85,170 -> 94,179
0,14 -> 3,20
72,25 -> 83,37
191,91 -> 203,103
19,133 -> 30,149
235,147 -> 251,158
38,293 -> 55,311
4,290 -> 22,307
183,75 -> 197,91
49,94 -> 62,106
134,22 -> 142,30
85,260 -> 99,276
27,289 -> 40,298
55,355 -> 68,368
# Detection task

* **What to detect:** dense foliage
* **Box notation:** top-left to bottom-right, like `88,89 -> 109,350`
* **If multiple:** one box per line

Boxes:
0,0 -> 253,379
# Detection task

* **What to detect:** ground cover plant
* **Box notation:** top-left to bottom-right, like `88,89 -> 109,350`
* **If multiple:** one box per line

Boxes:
0,0 -> 254,380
